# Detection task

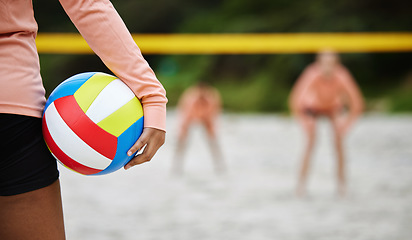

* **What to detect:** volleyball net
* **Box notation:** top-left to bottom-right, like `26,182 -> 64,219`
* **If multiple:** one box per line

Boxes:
36,32 -> 412,54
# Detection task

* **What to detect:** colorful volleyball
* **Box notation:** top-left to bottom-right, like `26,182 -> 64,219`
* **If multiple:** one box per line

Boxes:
42,72 -> 144,175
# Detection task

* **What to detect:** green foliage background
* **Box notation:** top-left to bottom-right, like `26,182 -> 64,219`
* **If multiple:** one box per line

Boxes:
34,0 -> 412,112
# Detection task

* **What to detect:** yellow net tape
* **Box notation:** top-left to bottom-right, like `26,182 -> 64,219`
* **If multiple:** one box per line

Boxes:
36,33 -> 412,54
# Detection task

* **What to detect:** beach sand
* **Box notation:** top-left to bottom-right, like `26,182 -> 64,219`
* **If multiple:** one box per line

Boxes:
60,112 -> 412,240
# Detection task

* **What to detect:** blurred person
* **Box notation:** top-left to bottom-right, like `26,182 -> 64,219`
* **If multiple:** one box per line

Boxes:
0,0 -> 167,239
172,81 -> 225,175
289,49 -> 364,197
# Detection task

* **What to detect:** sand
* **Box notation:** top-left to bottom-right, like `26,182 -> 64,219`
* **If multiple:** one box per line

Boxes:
59,112 -> 412,240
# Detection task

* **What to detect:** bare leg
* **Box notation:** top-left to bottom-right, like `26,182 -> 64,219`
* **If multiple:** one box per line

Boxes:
207,136 -> 225,175
172,127 -> 189,176
296,116 -> 317,197
203,120 -> 225,175
0,180 -> 65,240
331,116 -> 346,197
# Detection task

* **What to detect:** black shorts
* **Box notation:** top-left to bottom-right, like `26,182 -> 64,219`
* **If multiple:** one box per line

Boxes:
0,113 -> 59,196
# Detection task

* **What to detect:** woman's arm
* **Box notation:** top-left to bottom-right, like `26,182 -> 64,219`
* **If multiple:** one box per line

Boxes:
337,66 -> 364,134
289,64 -> 316,117
58,0 -> 167,167
58,0 -> 167,131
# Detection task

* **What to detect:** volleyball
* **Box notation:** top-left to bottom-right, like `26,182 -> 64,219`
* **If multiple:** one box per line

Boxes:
42,72 -> 144,175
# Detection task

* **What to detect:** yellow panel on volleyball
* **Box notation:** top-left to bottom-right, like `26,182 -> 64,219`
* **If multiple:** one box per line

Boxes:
74,73 -> 117,112
97,97 -> 143,137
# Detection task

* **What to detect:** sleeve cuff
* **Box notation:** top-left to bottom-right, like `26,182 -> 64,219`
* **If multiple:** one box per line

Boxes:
142,103 -> 167,132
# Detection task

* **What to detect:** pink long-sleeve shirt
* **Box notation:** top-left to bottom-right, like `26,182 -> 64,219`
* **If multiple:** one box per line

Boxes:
0,0 -> 167,131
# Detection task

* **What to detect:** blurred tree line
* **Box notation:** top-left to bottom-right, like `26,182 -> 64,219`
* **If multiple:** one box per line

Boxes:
34,0 -> 412,112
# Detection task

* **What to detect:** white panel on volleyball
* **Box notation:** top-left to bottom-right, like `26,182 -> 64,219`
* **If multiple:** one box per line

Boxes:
45,102 -> 112,170
85,79 -> 135,123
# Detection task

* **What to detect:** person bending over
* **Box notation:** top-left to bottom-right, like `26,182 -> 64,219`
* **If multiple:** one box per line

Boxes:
173,82 -> 225,175
289,49 -> 364,197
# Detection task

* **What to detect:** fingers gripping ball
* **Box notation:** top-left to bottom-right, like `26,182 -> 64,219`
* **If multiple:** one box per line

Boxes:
42,72 -> 144,175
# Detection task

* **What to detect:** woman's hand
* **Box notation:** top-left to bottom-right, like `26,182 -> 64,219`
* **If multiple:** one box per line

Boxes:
124,127 -> 166,170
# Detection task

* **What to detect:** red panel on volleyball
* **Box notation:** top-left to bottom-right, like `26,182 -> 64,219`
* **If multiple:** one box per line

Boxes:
53,95 -> 117,160
42,117 -> 102,175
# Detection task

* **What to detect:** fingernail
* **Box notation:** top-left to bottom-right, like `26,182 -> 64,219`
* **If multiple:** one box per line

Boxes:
127,151 -> 132,156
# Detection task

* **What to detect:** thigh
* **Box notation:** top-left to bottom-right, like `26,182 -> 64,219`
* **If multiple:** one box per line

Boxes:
329,114 -> 344,142
203,118 -> 217,139
0,180 -> 65,240
0,114 -> 59,196
0,113 -> 64,239
178,122 -> 190,141
297,112 -> 317,137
